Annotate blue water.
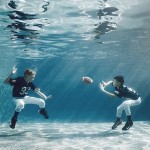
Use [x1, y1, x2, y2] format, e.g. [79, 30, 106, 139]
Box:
[0, 0, 150, 123]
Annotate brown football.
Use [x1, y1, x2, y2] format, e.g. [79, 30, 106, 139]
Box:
[82, 76, 93, 84]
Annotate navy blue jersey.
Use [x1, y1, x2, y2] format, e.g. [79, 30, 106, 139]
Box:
[114, 85, 140, 100]
[9, 77, 36, 97]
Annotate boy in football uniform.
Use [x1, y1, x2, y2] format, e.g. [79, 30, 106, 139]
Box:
[99, 76, 141, 130]
[4, 66, 52, 129]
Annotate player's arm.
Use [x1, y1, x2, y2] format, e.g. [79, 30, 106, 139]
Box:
[99, 80, 116, 97]
[4, 65, 17, 84]
[102, 80, 113, 87]
[34, 88, 52, 100]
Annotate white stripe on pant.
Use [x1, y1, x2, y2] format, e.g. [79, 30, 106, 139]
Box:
[13, 96, 45, 112]
[116, 97, 141, 117]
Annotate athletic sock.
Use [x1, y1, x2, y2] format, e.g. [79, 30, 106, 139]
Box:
[10, 111, 19, 129]
[127, 115, 132, 121]
[117, 117, 121, 121]
[13, 111, 19, 118]
[39, 108, 49, 119]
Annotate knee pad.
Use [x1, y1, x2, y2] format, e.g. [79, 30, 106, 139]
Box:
[136, 98, 141, 105]
[16, 102, 24, 112]
[117, 106, 122, 111]
[39, 99, 45, 108]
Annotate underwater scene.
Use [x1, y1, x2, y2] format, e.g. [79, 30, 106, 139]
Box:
[0, 0, 150, 149]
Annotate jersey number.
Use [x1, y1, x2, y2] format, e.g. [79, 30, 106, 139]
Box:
[20, 87, 31, 95]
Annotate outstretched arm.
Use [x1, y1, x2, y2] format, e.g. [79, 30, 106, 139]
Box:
[101, 80, 113, 87]
[35, 88, 52, 100]
[99, 80, 116, 97]
[4, 65, 17, 84]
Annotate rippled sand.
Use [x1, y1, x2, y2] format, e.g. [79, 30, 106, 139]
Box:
[0, 121, 149, 150]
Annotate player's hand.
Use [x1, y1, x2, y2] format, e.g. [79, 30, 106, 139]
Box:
[102, 81, 107, 87]
[11, 65, 17, 74]
[45, 95, 52, 100]
[99, 83, 105, 91]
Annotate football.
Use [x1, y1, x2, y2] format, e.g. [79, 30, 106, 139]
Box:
[82, 76, 93, 84]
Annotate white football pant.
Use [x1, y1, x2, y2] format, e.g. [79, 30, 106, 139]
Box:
[13, 96, 45, 112]
[116, 97, 141, 117]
